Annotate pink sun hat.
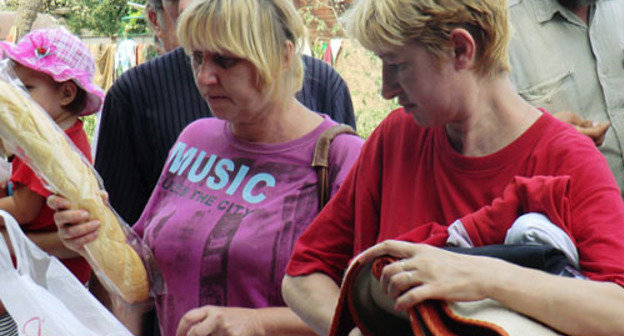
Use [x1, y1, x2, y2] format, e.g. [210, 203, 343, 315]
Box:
[0, 27, 104, 116]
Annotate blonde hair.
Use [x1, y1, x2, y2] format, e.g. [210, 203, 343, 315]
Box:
[177, 0, 305, 99]
[343, 0, 511, 77]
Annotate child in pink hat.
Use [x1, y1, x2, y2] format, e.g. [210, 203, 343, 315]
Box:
[0, 27, 102, 335]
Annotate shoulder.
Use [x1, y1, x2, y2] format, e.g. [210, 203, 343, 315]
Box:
[531, 113, 616, 187]
[178, 117, 224, 139]
[372, 108, 425, 143]
[329, 126, 364, 158]
[302, 55, 344, 84]
[112, 48, 188, 91]
[533, 113, 597, 155]
[508, 0, 526, 9]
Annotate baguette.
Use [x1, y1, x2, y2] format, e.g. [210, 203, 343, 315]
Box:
[0, 80, 149, 303]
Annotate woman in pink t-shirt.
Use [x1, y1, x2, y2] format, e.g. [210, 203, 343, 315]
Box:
[47, 1, 362, 336]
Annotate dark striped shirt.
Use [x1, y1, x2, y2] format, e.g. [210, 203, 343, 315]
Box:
[94, 47, 355, 225]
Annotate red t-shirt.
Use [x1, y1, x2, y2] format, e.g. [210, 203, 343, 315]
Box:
[286, 109, 624, 287]
[10, 120, 92, 283]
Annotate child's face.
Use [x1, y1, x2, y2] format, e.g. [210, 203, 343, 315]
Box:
[13, 63, 67, 122]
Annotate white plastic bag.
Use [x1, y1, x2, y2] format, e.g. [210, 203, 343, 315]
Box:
[0, 210, 133, 336]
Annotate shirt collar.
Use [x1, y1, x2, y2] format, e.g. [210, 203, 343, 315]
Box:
[530, 0, 594, 26]
[531, 0, 564, 23]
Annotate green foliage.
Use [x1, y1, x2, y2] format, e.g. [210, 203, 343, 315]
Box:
[2, 0, 149, 37]
[123, 7, 148, 36]
[80, 114, 97, 144]
[63, 0, 129, 36]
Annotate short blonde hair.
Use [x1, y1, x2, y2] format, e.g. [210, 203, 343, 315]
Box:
[343, 0, 511, 77]
[177, 0, 305, 99]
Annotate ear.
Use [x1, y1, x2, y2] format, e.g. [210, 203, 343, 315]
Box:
[282, 40, 295, 70]
[147, 8, 164, 38]
[59, 81, 78, 107]
[449, 28, 476, 71]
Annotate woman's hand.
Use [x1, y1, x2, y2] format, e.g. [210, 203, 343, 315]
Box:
[176, 306, 266, 336]
[46, 194, 100, 255]
[358, 240, 500, 311]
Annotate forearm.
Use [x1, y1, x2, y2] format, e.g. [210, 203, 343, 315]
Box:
[26, 231, 82, 259]
[111, 295, 154, 336]
[486, 259, 624, 336]
[282, 273, 340, 336]
[254, 307, 317, 336]
[0, 196, 19, 222]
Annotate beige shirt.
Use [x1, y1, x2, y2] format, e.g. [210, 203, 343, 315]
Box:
[508, 0, 624, 194]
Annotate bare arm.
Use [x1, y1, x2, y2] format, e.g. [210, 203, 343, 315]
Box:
[0, 187, 80, 259]
[25, 231, 82, 259]
[359, 241, 624, 336]
[282, 273, 341, 336]
[488, 260, 624, 336]
[176, 305, 316, 336]
[0, 185, 45, 224]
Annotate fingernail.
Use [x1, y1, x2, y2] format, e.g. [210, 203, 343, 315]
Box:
[593, 121, 598, 127]
[81, 211, 90, 220]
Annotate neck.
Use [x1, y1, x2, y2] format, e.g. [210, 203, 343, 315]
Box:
[444, 77, 542, 157]
[571, 5, 590, 24]
[230, 97, 323, 143]
[55, 113, 79, 131]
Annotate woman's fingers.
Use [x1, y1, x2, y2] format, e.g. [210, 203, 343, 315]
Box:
[386, 269, 422, 299]
[176, 307, 209, 336]
[52, 209, 90, 229]
[358, 240, 423, 264]
[57, 219, 100, 240]
[57, 219, 100, 251]
[394, 284, 433, 311]
[46, 194, 72, 211]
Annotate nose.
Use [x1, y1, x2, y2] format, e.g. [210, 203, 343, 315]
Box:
[195, 61, 219, 86]
[380, 62, 401, 100]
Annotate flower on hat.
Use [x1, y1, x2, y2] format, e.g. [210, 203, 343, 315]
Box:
[34, 45, 50, 59]
[22, 32, 56, 64]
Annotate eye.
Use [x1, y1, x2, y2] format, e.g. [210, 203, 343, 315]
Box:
[388, 62, 406, 71]
[191, 51, 203, 68]
[213, 54, 240, 69]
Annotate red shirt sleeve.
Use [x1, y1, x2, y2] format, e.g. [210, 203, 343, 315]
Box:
[286, 121, 385, 284]
[10, 120, 92, 198]
[10, 157, 51, 198]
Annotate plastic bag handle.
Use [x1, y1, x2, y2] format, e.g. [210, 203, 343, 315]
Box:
[0, 210, 50, 276]
[0, 212, 14, 273]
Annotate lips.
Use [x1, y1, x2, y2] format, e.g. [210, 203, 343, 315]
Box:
[400, 102, 417, 110]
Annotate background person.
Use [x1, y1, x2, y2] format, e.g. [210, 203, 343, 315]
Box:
[50, 1, 364, 335]
[281, 1, 624, 335]
[508, 0, 624, 195]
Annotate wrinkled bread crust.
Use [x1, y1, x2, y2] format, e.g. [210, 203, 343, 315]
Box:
[0, 81, 149, 303]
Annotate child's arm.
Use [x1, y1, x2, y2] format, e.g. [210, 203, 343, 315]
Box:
[0, 184, 45, 223]
[25, 231, 82, 259]
[0, 186, 81, 259]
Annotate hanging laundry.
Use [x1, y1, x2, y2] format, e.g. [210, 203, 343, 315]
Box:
[329, 38, 343, 65]
[88, 42, 116, 91]
[322, 42, 332, 65]
[115, 38, 137, 77]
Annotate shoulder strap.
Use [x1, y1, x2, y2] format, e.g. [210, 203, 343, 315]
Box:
[312, 124, 357, 211]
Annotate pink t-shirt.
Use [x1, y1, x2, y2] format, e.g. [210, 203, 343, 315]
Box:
[133, 116, 363, 336]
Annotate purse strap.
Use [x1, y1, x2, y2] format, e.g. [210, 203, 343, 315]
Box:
[312, 124, 357, 211]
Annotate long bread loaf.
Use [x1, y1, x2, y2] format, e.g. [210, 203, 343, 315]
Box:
[0, 80, 149, 303]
